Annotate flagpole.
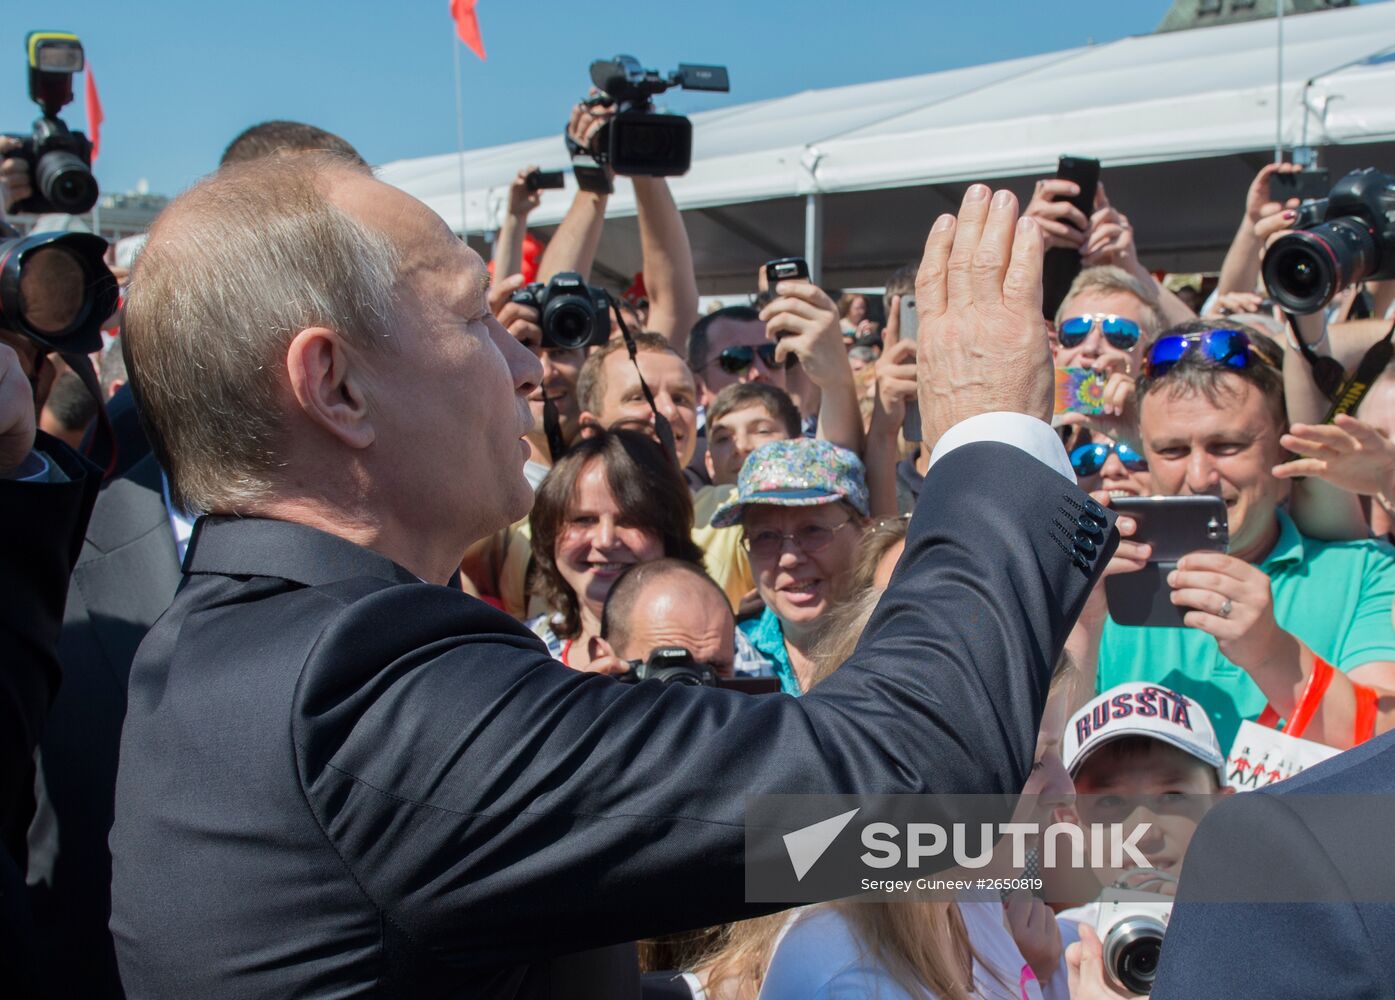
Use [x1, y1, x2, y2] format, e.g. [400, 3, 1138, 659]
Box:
[451, 35, 469, 237]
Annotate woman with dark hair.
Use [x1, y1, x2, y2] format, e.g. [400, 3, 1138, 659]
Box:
[528, 428, 703, 671]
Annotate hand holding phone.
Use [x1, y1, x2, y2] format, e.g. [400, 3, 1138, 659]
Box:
[898, 293, 922, 442]
[1105, 496, 1228, 628]
[525, 169, 566, 192]
[1269, 169, 1328, 204]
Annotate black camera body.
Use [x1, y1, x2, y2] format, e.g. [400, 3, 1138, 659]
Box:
[618, 647, 717, 687]
[510, 271, 610, 352]
[6, 116, 97, 215]
[1262, 168, 1395, 314]
[566, 55, 729, 191]
[8, 31, 99, 215]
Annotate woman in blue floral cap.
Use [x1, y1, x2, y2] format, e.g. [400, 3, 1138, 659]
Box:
[710, 439, 870, 695]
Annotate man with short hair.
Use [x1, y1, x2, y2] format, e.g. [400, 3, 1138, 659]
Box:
[108, 164, 1114, 996]
[220, 119, 368, 168]
[1053, 265, 1163, 373]
[1095, 319, 1395, 753]
[578, 331, 701, 468]
[597, 559, 738, 678]
[704, 383, 802, 487]
[688, 306, 778, 401]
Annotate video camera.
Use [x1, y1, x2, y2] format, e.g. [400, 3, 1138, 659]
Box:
[1262, 168, 1395, 314]
[566, 54, 729, 193]
[5, 31, 98, 215]
[509, 271, 610, 352]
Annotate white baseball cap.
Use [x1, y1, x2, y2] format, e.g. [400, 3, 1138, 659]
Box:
[1063, 682, 1226, 786]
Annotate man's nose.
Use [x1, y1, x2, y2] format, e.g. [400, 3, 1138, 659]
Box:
[656, 393, 678, 421]
[1185, 451, 1218, 494]
[1101, 451, 1127, 481]
[497, 319, 543, 396]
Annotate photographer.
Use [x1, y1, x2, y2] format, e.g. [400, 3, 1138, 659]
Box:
[591, 559, 740, 680]
[540, 101, 698, 352]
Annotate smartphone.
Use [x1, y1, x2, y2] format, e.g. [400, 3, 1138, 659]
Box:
[1269, 169, 1329, 204]
[1041, 155, 1102, 319]
[525, 168, 566, 192]
[898, 293, 922, 443]
[1054, 367, 1108, 416]
[1105, 496, 1229, 628]
[764, 256, 810, 285]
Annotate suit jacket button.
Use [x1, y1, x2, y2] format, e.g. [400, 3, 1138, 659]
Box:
[1073, 531, 1098, 557]
[1073, 551, 1092, 572]
[1076, 516, 1103, 540]
[1082, 498, 1107, 522]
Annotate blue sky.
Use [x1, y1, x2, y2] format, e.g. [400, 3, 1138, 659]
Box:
[1, 1, 1281, 197]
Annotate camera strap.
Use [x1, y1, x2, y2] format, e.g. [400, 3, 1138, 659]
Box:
[1285, 311, 1395, 421]
[541, 393, 568, 465]
[605, 292, 678, 467]
[61, 348, 118, 478]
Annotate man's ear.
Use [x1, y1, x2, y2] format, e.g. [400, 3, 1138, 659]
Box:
[591, 635, 616, 661]
[576, 413, 602, 440]
[704, 447, 717, 481]
[285, 327, 375, 449]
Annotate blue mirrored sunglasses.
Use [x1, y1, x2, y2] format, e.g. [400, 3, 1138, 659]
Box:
[1058, 314, 1142, 351]
[1144, 329, 1251, 380]
[1070, 441, 1148, 478]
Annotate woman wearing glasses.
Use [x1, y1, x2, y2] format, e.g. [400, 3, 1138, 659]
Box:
[710, 439, 870, 696]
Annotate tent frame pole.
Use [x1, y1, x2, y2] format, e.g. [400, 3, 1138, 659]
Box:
[804, 193, 824, 286]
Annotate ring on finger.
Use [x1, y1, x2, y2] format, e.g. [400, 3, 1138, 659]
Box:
[1219, 598, 1233, 619]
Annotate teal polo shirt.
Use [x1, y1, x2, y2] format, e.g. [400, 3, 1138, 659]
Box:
[1097, 509, 1395, 754]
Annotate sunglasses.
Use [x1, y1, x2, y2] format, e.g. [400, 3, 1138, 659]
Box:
[711, 344, 791, 376]
[1070, 441, 1148, 478]
[1058, 314, 1143, 351]
[1143, 329, 1252, 380]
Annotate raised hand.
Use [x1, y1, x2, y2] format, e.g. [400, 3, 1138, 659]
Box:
[915, 185, 1051, 449]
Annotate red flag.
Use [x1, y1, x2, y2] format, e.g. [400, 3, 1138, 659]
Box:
[449, 0, 486, 61]
[84, 65, 105, 162]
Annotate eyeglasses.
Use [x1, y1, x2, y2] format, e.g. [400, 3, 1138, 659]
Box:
[1058, 314, 1143, 351]
[740, 516, 854, 559]
[1143, 329, 1252, 380]
[1070, 441, 1148, 478]
[709, 344, 792, 376]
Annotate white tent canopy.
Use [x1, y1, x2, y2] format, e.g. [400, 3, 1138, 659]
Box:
[379, 2, 1395, 292]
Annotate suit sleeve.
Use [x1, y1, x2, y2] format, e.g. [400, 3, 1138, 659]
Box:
[1153, 791, 1386, 1000]
[0, 434, 99, 851]
[295, 441, 1115, 966]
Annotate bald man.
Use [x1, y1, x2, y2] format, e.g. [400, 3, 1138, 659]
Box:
[598, 559, 737, 679]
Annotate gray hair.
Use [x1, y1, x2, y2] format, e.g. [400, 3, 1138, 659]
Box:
[1056, 265, 1163, 338]
[122, 153, 399, 513]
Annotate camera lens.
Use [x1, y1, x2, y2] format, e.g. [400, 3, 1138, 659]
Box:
[18, 243, 86, 335]
[35, 150, 99, 215]
[1104, 917, 1166, 995]
[1263, 218, 1377, 315]
[543, 298, 596, 352]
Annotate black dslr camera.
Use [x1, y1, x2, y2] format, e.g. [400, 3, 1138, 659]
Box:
[509, 271, 610, 352]
[5, 31, 98, 215]
[1262, 168, 1395, 314]
[566, 55, 729, 193]
[618, 647, 718, 687]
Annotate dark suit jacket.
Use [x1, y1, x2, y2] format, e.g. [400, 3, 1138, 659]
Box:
[1155, 730, 1395, 1000]
[0, 434, 100, 997]
[110, 442, 1115, 997]
[27, 454, 180, 999]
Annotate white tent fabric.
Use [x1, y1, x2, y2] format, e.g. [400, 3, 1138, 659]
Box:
[378, 2, 1395, 290]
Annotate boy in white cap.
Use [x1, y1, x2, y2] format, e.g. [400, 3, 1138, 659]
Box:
[1054, 682, 1233, 953]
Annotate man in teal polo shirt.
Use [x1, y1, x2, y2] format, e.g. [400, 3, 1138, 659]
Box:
[1096, 321, 1395, 753]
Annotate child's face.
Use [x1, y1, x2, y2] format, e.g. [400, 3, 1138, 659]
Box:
[1070, 741, 1227, 879]
[705, 404, 791, 485]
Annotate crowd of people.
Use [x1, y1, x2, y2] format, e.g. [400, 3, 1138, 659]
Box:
[4, 86, 1395, 1000]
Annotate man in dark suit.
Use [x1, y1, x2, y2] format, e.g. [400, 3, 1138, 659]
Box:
[26, 452, 179, 998]
[1145, 730, 1395, 999]
[0, 340, 101, 996]
[110, 155, 1116, 997]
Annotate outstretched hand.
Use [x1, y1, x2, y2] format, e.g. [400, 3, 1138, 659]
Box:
[915, 185, 1051, 449]
[1276, 415, 1395, 498]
